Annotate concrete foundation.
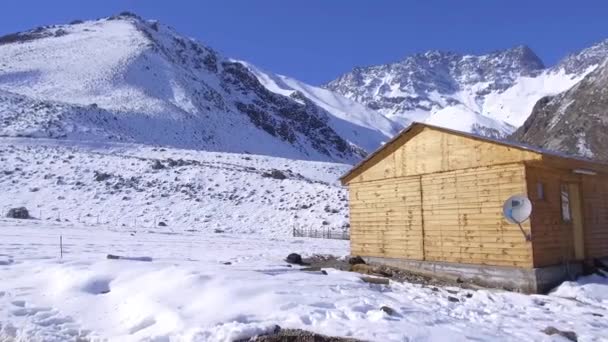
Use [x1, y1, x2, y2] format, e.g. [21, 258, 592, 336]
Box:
[362, 256, 583, 293]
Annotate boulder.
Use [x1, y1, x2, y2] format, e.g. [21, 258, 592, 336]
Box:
[542, 327, 577, 342]
[158, 221, 167, 227]
[6, 207, 30, 219]
[380, 306, 396, 316]
[286, 253, 303, 265]
[151, 160, 165, 170]
[348, 256, 366, 265]
[262, 169, 287, 180]
[246, 327, 363, 342]
[93, 171, 112, 182]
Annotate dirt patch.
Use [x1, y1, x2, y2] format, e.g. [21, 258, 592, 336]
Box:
[303, 255, 484, 291]
[245, 328, 364, 342]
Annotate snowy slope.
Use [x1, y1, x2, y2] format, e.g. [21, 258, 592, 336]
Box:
[0, 138, 351, 236]
[1, 222, 607, 341]
[512, 59, 608, 161]
[0, 13, 367, 163]
[326, 42, 608, 136]
[241, 62, 401, 152]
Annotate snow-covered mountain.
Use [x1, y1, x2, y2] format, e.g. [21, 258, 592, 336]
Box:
[325, 43, 608, 137]
[0, 13, 399, 163]
[512, 59, 608, 161]
[240, 61, 401, 152]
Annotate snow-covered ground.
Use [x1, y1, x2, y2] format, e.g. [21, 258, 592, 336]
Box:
[1, 220, 607, 341]
[0, 138, 351, 236]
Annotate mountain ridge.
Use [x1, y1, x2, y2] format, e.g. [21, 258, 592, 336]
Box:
[511, 59, 608, 162]
[324, 40, 608, 137]
[0, 13, 394, 163]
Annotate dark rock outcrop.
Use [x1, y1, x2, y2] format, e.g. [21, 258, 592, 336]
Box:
[512, 60, 608, 162]
[285, 253, 303, 265]
[6, 207, 30, 219]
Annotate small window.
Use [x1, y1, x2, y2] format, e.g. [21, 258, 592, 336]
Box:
[536, 182, 545, 200]
[561, 184, 572, 222]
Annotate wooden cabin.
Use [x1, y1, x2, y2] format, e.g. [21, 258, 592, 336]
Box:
[340, 123, 608, 293]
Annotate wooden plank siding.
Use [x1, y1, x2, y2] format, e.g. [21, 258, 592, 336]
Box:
[345, 126, 542, 184]
[344, 124, 608, 270]
[580, 175, 608, 259]
[348, 163, 533, 268]
[349, 177, 424, 260]
[524, 166, 579, 267]
[421, 164, 532, 267]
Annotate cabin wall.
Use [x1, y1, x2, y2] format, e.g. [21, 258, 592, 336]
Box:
[525, 166, 580, 267]
[349, 177, 424, 260]
[581, 174, 608, 259]
[346, 127, 541, 183]
[421, 163, 532, 267]
[348, 163, 533, 268]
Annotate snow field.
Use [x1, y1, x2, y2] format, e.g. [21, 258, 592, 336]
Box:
[0, 138, 351, 237]
[1, 222, 607, 341]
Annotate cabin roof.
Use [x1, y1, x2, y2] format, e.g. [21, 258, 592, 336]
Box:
[340, 122, 608, 184]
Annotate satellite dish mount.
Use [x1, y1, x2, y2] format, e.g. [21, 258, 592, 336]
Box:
[503, 195, 533, 242]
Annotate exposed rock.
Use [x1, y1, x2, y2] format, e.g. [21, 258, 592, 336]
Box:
[151, 160, 165, 170]
[6, 207, 30, 219]
[447, 296, 460, 303]
[158, 221, 167, 227]
[542, 326, 578, 342]
[348, 256, 366, 265]
[262, 169, 287, 180]
[285, 253, 303, 265]
[380, 306, 396, 316]
[244, 327, 364, 342]
[93, 171, 112, 182]
[512, 60, 608, 162]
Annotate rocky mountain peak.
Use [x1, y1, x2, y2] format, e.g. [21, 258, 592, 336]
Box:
[553, 39, 608, 74]
[324, 45, 548, 133]
[0, 13, 370, 163]
[512, 59, 608, 161]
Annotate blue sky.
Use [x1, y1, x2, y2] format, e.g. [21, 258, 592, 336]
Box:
[2, 0, 607, 84]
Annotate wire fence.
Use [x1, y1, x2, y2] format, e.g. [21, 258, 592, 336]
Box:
[292, 226, 350, 240]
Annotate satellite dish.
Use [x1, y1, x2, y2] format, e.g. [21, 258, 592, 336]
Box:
[503, 195, 532, 241]
[503, 195, 532, 224]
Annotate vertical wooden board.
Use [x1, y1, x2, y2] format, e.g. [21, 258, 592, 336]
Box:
[581, 175, 608, 259]
[525, 166, 582, 267]
[569, 183, 585, 260]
